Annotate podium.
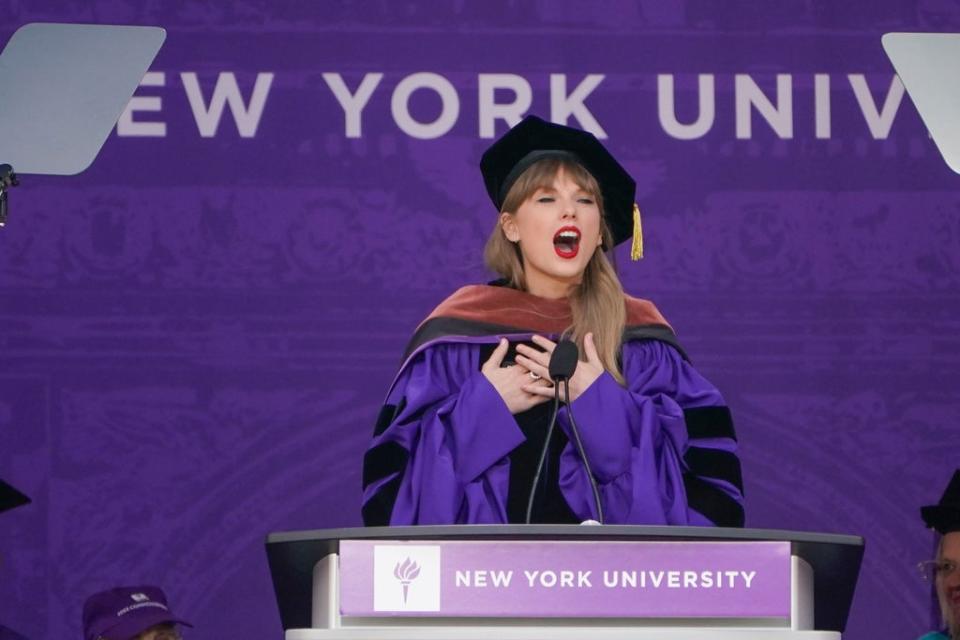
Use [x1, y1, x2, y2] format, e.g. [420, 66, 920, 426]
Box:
[266, 525, 863, 639]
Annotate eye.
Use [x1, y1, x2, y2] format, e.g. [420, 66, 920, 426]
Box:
[537, 196, 555, 203]
[578, 197, 595, 205]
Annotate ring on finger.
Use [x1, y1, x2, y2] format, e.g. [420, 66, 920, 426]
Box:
[529, 371, 542, 381]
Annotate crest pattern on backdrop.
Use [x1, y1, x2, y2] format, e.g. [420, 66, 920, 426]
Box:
[1, 2, 959, 639]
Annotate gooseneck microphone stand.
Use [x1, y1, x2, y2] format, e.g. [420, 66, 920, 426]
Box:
[525, 377, 563, 524]
[562, 377, 604, 524]
[525, 340, 605, 524]
[0, 164, 18, 227]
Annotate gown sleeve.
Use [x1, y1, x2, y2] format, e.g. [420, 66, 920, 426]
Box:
[361, 341, 525, 525]
[556, 339, 745, 526]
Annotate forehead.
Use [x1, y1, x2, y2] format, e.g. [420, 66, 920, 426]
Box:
[942, 531, 960, 557]
[532, 167, 593, 192]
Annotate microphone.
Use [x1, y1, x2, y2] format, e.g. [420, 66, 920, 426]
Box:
[548, 340, 579, 381]
[525, 340, 604, 525]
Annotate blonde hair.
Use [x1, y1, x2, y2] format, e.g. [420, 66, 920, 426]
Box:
[483, 157, 627, 384]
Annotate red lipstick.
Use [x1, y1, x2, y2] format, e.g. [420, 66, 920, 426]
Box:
[553, 225, 581, 259]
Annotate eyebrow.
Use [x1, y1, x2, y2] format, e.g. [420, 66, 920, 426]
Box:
[534, 185, 593, 195]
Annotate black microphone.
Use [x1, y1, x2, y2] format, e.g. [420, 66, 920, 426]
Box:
[525, 340, 604, 524]
[548, 340, 579, 381]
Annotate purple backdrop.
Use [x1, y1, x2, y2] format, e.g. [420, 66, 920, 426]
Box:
[1, 1, 958, 638]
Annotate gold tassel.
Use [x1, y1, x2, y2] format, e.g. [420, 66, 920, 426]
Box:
[630, 203, 644, 261]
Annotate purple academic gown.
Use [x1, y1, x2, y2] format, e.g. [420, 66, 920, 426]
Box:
[361, 333, 744, 527]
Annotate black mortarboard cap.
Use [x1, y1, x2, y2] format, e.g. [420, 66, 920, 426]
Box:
[479, 115, 641, 256]
[0, 478, 31, 515]
[921, 469, 960, 534]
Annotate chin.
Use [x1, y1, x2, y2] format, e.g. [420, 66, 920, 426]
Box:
[551, 257, 591, 276]
[547, 268, 586, 284]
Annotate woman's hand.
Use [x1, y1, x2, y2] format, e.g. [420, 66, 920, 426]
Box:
[482, 338, 553, 414]
[515, 333, 605, 404]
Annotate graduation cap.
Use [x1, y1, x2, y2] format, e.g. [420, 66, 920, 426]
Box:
[0, 478, 31, 515]
[921, 469, 960, 535]
[479, 115, 644, 260]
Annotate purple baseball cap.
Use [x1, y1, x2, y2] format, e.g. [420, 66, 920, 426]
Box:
[82, 586, 192, 640]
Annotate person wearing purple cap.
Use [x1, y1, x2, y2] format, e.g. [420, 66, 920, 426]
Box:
[82, 586, 191, 640]
[361, 116, 744, 527]
[918, 470, 960, 640]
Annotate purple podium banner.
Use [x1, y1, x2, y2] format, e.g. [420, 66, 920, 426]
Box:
[339, 539, 791, 619]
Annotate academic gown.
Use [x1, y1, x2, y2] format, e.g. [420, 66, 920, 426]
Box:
[361, 284, 744, 527]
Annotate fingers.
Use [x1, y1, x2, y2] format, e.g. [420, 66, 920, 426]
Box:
[483, 338, 509, 371]
[514, 353, 550, 381]
[522, 381, 558, 398]
[583, 332, 601, 364]
[516, 340, 550, 375]
[525, 392, 552, 407]
[516, 342, 549, 363]
[530, 335, 557, 352]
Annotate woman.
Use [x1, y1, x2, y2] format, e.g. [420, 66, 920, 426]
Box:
[82, 585, 190, 640]
[361, 115, 743, 526]
[918, 470, 960, 640]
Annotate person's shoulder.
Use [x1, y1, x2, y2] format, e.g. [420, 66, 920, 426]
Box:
[623, 293, 671, 328]
[621, 294, 689, 360]
[416, 283, 519, 335]
[400, 284, 512, 363]
[429, 284, 499, 317]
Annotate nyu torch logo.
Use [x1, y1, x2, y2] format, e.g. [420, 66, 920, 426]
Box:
[373, 544, 440, 611]
[393, 557, 421, 603]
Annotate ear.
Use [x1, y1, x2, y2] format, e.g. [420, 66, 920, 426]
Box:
[499, 212, 520, 243]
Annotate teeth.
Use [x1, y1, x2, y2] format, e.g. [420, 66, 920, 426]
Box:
[557, 231, 579, 240]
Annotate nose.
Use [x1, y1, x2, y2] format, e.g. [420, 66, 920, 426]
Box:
[942, 565, 960, 589]
[560, 196, 577, 219]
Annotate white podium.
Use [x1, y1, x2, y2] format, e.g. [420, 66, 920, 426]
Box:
[266, 525, 863, 639]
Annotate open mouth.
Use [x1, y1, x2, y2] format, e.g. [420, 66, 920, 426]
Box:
[553, 226, 581, 259]
[946, 586, 960, 616]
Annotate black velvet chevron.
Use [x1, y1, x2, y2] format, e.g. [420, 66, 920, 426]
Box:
[361, 439, 409, 526]
[683, 406, 737, 441]
[680, 404, 744, 527]
[684, 447, 744, 493]
[683, 473, 745, 527]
